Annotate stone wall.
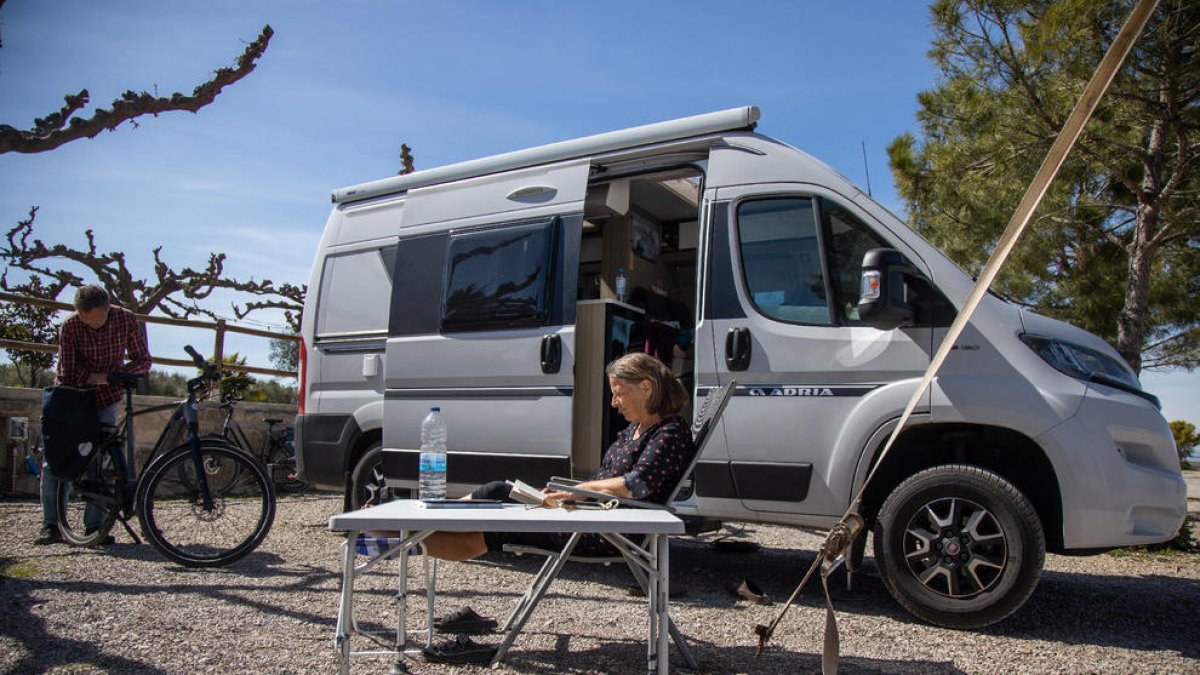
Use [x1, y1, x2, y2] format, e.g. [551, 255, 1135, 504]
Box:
[0, 386, 297, 496]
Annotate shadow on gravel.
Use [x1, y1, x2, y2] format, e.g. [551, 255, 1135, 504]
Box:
[1, 555, 172, 675]
[1, 544, 343, 630]
[461, 538, 1200, 663]
[499, 631, 967, 674]
[677, 539, 1200, 661]
[989, 567, 1200, 657]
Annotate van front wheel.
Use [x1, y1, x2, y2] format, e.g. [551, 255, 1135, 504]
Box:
[873, 464, 1044, 629]
[347, 443, 393, 511]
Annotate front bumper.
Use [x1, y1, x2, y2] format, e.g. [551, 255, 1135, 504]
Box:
[1038, 385, 1186, 550]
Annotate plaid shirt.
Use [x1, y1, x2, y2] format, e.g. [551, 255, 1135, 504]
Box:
[56, 306, 152, 408]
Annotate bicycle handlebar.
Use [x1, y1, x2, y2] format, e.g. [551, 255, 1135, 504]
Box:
[183, 345, 223, 382]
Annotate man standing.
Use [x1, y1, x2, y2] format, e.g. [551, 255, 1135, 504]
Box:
[35, 285, 152, 545]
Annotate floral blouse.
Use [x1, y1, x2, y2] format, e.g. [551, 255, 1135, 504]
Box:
[553, 414, 694, 556]
[593, 414, 694, 504]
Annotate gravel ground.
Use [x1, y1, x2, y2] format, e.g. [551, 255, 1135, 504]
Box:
[2, 490, 1198, 675]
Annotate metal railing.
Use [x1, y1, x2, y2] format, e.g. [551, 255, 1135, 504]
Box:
[0, 291, 298, 378]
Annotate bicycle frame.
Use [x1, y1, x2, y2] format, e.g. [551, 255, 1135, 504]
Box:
[88, 368, 219, 522]
[214, 400, 257, 456]
[112, 385, 215, 484]
[183, 376, 216, 510]
[211, 394, 304, 492]
[59, 345, 276, 567]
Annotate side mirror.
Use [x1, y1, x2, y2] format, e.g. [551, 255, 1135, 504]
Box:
[858, 248, 915, 330]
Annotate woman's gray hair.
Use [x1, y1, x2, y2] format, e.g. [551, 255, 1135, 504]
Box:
[605, 352, 689, 416]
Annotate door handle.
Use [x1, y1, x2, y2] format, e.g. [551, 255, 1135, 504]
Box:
[540, 334, 562, 374]
[725, 327, 751, 371]
[506, 185, 558, 202]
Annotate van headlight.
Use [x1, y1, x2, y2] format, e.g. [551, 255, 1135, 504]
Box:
[1019, 333, 1158, 407]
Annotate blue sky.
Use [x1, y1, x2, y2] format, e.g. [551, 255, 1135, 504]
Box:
[0, 1, 1194, 425]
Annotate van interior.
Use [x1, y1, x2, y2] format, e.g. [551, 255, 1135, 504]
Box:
[570, 165, 704, 474]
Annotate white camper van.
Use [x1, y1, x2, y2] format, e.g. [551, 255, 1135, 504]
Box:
[295, 106, 1186, 628]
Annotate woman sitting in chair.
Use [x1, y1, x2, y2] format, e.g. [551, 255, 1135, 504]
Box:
[423, 351, 694, 561]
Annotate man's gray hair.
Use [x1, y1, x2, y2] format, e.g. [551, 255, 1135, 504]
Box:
[73, 285, 110, 313]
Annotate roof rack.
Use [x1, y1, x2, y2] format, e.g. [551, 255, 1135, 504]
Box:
[332, 105, 759, 205]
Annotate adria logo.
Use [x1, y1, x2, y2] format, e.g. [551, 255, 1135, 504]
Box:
[748, 387, 835, 397]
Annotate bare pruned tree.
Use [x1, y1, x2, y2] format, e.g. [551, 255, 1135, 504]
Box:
[399, 144, 415, 175]
[230, 280, 306, 332]
[3, 207, 305, 329]
[0, 10, 299, 328]
[0, 15, 273, 155]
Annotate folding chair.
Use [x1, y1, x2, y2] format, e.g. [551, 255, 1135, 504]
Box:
[334, 533, 440, 668]
[503, 379, 738, 670]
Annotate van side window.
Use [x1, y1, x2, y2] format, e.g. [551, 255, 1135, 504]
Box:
[441, 218, 557, 332]
[315, 245, 397, 337]
[819, 198, 890, 323]
[736, 198, 832, 325]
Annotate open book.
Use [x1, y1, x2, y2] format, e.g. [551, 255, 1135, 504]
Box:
[510, 477, 672, 511]
[545, 478, 674, 511]
[508, 479, 549, 506]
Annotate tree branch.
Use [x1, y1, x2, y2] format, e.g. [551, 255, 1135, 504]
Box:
[2, 207, 306, 325]
[0, 25, 273, 154]
[398, 143, 414, 175]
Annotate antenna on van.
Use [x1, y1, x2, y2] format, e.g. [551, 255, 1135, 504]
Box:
[860, 140, 872, 197]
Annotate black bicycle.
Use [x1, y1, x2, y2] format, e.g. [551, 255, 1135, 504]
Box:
[208, 392, 307, 494]
[56, 346, 276, 567]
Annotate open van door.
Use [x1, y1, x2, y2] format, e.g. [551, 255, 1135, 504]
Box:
[381, 160, 589, 491]
[694, 138, 935, 520]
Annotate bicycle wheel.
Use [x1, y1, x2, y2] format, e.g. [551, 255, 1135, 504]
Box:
[57, 446, 120, 546]
[267, 440, 307, 494]
[136, 442, 275, 567]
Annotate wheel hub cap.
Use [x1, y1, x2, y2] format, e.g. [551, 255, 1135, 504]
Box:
[902, 497, 1007, 598]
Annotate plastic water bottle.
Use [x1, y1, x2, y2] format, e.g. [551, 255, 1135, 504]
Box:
[615, 267, 628, 303]
[418, 407, 447, 500]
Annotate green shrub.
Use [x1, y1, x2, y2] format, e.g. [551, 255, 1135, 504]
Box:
[1138, 517, 1199, 553]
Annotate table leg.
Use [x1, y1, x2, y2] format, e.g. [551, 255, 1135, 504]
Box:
[335, 529, 358, 675]
[657, 534, 670, 675]
[492, 532, 583, 667]
[623, 550, 697, 670]
[424, 550, 438, 648]
[646, 533, 658, 674]
[397, 530, 409, 651]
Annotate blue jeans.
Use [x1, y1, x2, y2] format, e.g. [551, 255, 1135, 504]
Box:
[41, 402, 120, 529]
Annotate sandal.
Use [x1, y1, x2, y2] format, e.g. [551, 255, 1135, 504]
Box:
[727, 579, 771, 605]
[422, 634, 497, 665]
[433, 606, 498, 634]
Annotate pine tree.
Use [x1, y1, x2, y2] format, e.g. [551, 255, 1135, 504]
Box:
[889, 0, 1199, 373]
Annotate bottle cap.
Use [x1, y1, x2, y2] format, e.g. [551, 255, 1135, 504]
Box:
[430, 406, 441, 412]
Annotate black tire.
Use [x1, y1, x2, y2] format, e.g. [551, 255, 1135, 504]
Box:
[347, 443, 392, 511]
[136, 442, 276, 567]
[57, 447, 120, 546]
[267, 439, 307, 494]
[873, 464, 1045, 629]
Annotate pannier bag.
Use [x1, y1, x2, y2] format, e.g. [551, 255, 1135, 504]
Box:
[42, 386, 102, 479]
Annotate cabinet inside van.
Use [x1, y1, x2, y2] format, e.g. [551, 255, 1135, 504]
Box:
[572, 168, 701, 474]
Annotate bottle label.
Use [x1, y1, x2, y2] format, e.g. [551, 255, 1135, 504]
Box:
[419, 452, 446, 472]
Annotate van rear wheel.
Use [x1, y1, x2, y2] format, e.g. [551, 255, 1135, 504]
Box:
[873, 464, 1044, 629]
[347, 443, 393, 511]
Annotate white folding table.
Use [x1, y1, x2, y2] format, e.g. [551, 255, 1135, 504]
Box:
[328, 500, 686, 674]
